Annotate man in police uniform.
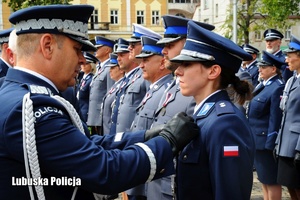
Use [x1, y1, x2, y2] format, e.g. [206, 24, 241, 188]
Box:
[130, 36, 173, 131]
[0, 5, 199, 199]
[126, 36, 174, 200]
[87, 36, 115, 134]
[264, 28, 293, 83]
[110, 24, 161, 135]
[0, 28, 17, 87]
[0, 28, 14, 78]
[239, 44, 260, 87]
[147, 15, 215, 200]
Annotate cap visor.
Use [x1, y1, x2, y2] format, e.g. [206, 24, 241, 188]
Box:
[107, 63, 118, 67]
[171, 54, 207, 63]
[265, 37, 280, 41]
[126, 38, 141, 43]
[69, 35, 96, 51]
[95, 44, 104, 48]
[283, 48, 298, 54]
[135, 52, 154, 58]
[156, 37, 181, 45]
[114, 49, 130, 53]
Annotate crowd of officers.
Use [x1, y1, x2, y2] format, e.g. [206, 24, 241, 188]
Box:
[1, 4, 300, 200]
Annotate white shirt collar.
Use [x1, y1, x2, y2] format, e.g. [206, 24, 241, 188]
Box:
[193, 90, 222, 114]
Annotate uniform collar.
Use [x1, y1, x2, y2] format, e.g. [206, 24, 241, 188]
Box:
[14, 66, 59, 93]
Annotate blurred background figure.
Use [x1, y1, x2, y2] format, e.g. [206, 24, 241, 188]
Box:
[77, 52, 98, 122]
[264, 28, 293, 83]
[239, 44, 260, 87]
[0, 28, 14, 78]
[99, 53, 124, 136]
[87, 36, 115, 135]
[247, 51, 285, 200]
[276, 35, 300, 200]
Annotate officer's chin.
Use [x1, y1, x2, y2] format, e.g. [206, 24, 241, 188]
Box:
[166, 62, 180, 72]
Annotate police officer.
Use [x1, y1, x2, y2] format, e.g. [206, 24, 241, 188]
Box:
[239, 44, 260, 87]
[99, 53, 124, 135]
[170, 20, 255, 199]
[0, 28, 17, 87]
[147, 15, 215, 200]
[110, 24, 159, 135]
[276, 35, 300, 199]
[130, 36, 173, 131]
[264, 28, 294, 83]
[0, 28, 14, 78]
[0, 5, 199, 199]
[77, 52, 98, 122]
[125, 36, 174, 200]
[87, 36, 115, 135]
[247, 51, 285, 200]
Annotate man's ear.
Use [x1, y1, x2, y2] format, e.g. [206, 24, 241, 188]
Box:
[207, 64, 221, 80]
[40, 34, 53, 59]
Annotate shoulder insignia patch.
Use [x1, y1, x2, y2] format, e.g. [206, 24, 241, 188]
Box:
[197, 102, 215, 117]
[215, 101, 234, 115]
[29, 85, 52, 96]
[265, 80, 272, 86]
[276, 79, 284, 85]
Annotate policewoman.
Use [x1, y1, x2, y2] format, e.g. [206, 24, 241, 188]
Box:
[276, 35, 300, 199]
[147, 15, 214, 200]
[77, 52, 98, 122]
[247, 51, 285, 200]
[0, 5, 199, 199]
[99, 53, 124, 135]
[171, 21, 255, 199]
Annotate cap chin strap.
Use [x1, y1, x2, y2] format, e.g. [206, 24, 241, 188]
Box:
[22, 93, 85, 200]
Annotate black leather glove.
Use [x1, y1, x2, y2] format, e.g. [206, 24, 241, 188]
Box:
[159, 112, 199, 156]
[144, 124, 165, 141]
[294, 151, 300, 171]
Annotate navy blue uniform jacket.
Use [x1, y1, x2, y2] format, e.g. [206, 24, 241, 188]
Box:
[0, 68, 174, 200]
[176, 90, 255, 200]
[248, 75, 284, 150]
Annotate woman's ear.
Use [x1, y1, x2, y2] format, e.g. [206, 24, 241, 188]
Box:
[207, 64, 221, 80]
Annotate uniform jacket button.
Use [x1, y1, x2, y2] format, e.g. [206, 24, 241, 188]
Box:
[183, 155, 188, 160]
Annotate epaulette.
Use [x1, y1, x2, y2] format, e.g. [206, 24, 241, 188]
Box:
[215, 101, 234, 116]
[28, 84, 53, 96]
[276, 79, 284, 85]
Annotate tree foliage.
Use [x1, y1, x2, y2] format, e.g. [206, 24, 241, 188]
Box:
[2, 0, 71, 11]
[259, 0, 300, 29]
[221, 0, 300, 45]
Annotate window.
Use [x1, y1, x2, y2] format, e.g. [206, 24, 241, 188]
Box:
[137, 10, 144, 24]
[204, 0, 209, 9]
[110, 10, 118, 24]
[152, 11, 160, 25]
[285, 27, 291, 40]
[90, 9, 99, 29]
[215, 4, 218, 18]
[255, 31, 262, 40]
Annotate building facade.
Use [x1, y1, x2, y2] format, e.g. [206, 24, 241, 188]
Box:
[194, 0, 300, 51]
